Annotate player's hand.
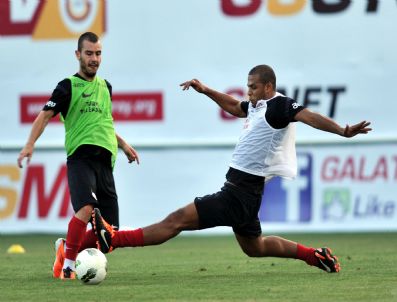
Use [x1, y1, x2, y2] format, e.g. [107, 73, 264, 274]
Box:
[180, 79, 207, 93]
[17, 143, 34, 168]
[122, 144, 140, 165]
[343, 121, 372, 137]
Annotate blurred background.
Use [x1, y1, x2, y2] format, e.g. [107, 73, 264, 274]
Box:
[1, 0, 396, 234]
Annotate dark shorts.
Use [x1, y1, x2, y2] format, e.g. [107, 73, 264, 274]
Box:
[194, 182, 262, 238]
[67, 156, 119, 228]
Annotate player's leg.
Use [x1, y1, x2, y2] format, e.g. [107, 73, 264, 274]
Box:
[54, 158, 98, 279]
[139, 186, 240, 245]
[53, 207, 94, 279]
[95, 160, 119, 229]
[142, 202, 200, 245]
[93, 201, 200, 252]
[54, 209, 96, 277]
[234, 229, 340, 272]
[234, 231, 298, 258]
[61, 204, 93, 279]
[92, 184, 237, 252]
[123, 185, 244, 248]
[91, 165, 119, 253]
[93, 185, 247, 252]
[69, 204, 95, 253]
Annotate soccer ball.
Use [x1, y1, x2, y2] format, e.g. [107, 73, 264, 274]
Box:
[75, 248, 107, 285]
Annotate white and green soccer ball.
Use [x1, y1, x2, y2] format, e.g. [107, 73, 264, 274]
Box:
[75, 248, 107, 285]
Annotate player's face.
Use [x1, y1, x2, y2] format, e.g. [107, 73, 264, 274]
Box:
[247, 74, 272, 105]
[76, 40, 102, 79]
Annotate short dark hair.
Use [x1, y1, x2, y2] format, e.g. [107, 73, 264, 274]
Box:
[77, 32, 99, 51]
[248, 65, 276, 89]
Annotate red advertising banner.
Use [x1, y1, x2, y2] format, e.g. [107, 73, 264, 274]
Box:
[20, 92, 163, 123]
[20, 95, 60, 123]
[112, 93, 163, 122]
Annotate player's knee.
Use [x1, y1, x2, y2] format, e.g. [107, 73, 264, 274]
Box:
[75, 204, 94, 223]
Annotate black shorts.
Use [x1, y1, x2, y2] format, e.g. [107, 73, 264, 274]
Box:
[67, 153, 119, 228]
[194, 182, 262, 238]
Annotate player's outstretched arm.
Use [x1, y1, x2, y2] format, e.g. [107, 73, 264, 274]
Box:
[116, 133, 140, 164]
[180, 79, 246, 117]
[295, 108, 372, 138]
[17, 110, 54, 168]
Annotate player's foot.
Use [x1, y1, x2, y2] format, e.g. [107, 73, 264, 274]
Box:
[92, 208, 115, 254]
[60, 267, 76, 280]
[314, 247, 341, 273]
[53, 238, 65, 278]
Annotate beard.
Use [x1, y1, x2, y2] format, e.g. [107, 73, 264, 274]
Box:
[80, 61, 99, 78]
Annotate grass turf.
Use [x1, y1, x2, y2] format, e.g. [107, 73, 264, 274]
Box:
[0, 233, 396, 302]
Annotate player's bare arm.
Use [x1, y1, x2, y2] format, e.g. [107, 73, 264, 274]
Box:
[295, 108, 372, 137]
[17, 110, 54, 168]
[180, 79, 246, 117]
[116, 133, 140, 164]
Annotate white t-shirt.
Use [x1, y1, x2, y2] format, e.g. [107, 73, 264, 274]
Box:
[229, 92, 304, 180]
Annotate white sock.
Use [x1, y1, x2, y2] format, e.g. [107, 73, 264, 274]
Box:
[63, 259, 75, 271]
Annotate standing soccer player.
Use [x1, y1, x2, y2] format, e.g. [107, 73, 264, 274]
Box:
[17, 32, 139, 279]
[92, 64, 371, 273]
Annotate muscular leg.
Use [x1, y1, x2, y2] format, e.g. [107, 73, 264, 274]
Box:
[235, 233, 328, 270]
[75, 204, 97, 251]
[75, 204, 94, 223]
[64, 204, 94, 269]
[142, 202, 200, 245]
[235, 233, 297, 258]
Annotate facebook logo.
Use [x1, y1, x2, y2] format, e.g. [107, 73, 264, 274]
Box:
[259, 153, 312, 222]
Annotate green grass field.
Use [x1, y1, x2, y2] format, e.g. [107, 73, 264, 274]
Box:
[0, 233, 396, 302]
